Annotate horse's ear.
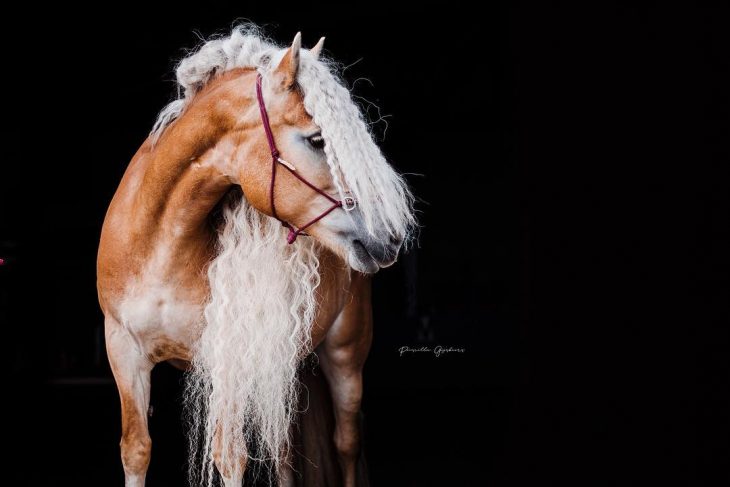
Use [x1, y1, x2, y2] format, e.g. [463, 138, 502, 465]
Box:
[310, 36, 325, 59]
[273, 32, 301, 90]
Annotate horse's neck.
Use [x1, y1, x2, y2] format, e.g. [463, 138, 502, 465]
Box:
[110, 120, 237, 271]
[126, 74, 255, 247]
[139, 142, 233, 238]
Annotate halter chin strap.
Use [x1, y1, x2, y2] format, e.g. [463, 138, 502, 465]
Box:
[255, 74, 355, 244]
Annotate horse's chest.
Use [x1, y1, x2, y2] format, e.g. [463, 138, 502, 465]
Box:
[117, 283, 203, 361]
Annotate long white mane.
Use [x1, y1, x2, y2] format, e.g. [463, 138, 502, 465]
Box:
[159, 24, 415, 485]
[185, 191, 320, 485]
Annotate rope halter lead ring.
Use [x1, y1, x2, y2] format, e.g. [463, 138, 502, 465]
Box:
[255, 73, 356, 244]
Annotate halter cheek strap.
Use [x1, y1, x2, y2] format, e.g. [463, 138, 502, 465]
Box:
[255, 74, 354, 244]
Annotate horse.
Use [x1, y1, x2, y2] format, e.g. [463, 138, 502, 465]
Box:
[96, 25, 414, 487]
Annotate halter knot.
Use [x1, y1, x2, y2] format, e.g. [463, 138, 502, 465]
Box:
[286, 229, 299, 244]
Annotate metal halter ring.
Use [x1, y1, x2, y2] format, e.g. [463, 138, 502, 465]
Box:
[343, 196, 358, 212]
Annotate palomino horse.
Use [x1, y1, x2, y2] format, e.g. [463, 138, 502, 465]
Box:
[97, 26, 414, 487]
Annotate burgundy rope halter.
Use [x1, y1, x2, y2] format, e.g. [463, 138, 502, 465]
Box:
[255, 74, 356, 244]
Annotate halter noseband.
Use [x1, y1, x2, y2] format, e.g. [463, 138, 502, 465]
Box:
[255, 73, 355, 244]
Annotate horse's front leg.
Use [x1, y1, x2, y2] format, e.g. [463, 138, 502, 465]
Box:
[319, 274, 373, 487]
[105, 318, 154, 487]
[212, 423, 247, 487]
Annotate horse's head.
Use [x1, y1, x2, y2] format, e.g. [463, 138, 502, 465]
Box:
[231, 33, 413, 273]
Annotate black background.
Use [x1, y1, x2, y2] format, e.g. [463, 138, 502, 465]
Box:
[1, 2, 727, 486]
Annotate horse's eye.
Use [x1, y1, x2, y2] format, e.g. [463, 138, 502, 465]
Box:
[307, 133, 325, 150]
